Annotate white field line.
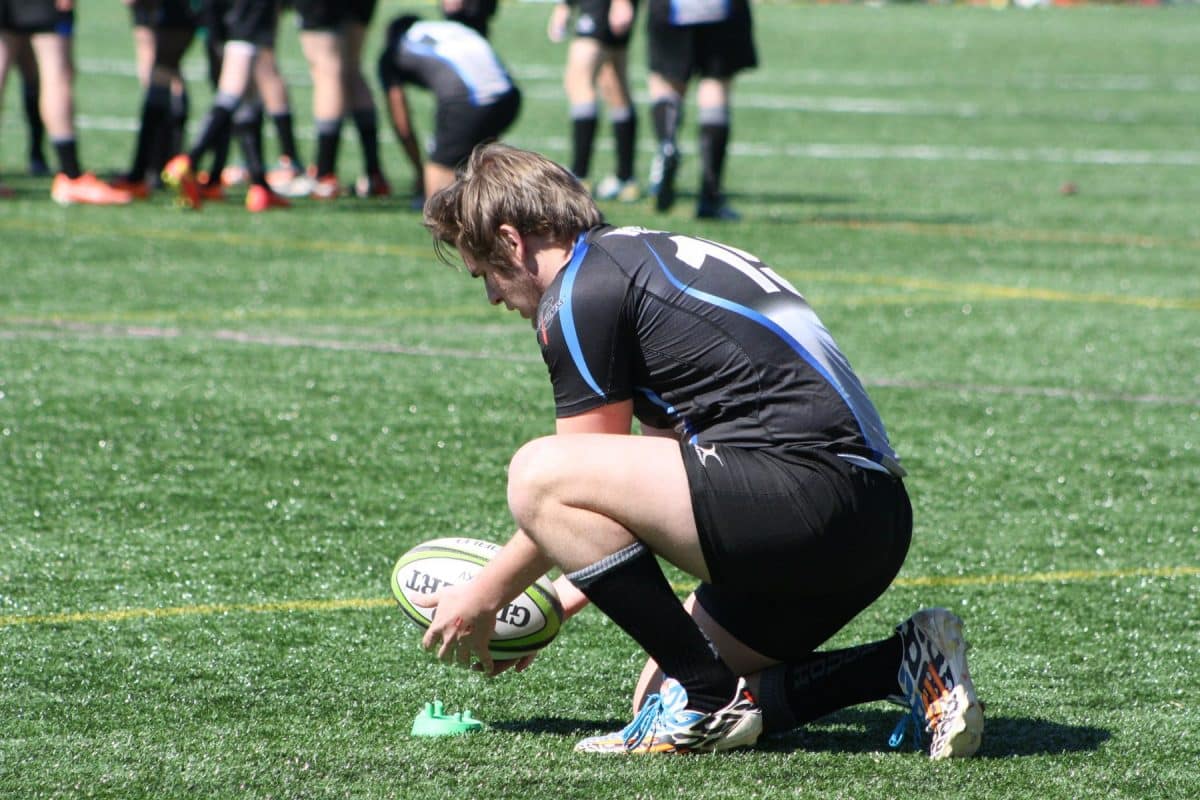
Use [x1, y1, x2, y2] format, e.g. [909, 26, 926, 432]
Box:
[9, 56, 1195, 166]
[1, 321, 1196, 408]
[11, 115, 1197, 168]
[72, 55, 1200, 94]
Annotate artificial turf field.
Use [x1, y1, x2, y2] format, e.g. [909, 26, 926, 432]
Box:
[1, 2, 1198, 798]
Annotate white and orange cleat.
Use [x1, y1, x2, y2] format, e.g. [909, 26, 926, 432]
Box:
[894, 608, 984, 759]
[51, 173, 134, 206]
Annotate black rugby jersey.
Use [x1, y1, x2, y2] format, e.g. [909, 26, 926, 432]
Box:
[387, 20, 515, 106]
[535, 225, 904, 476]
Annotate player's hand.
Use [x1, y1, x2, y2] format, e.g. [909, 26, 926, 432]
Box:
[608, 0, 634, 37]
[547, 4, 571, 42]
[413, 582, 498, 673]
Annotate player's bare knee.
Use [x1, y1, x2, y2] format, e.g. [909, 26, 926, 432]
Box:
[506, 436, 566, 530]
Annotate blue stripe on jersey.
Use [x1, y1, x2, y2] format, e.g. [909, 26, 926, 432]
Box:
[635, 386, 697, 438]
[643, 240, 896, 468]
[557, 235, 603, 397]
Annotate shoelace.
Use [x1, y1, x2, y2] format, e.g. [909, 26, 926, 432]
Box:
[621, 693, 665, 749]
[887, 702, 926, 752]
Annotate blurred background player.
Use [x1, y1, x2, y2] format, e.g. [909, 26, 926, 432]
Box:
[547, 0, 641, 202]
[15, 38, 49, 176]
[114, 0, 198, 198]
[291, 0, 348, 198]
[162, 0, 290, 212]
[644, 0, 757, 219]
[342, 0, 389, 198]
[290, 0, 389, 199]
[256, 29, 308, 194]
[440, 0, 497, 39]
[0, 0, 132, 204]
[376, 14, 520, 206]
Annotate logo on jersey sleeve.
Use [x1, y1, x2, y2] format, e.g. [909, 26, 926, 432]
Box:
[537, 297, 563, 346]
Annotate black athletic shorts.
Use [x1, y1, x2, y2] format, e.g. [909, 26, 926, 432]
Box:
[430, 87, 521, 168]
[647, 9, 756, 82]
[292, 0, 341, 30]
[204, 0, 276, 46]
[682, 442, 912, 663]
[130, 0, 197, 30]
[572, 0, 640, 48]
[0, 0, 58, 33]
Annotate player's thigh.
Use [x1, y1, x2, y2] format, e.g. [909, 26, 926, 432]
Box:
[508, 433, 705, 579]
[564, 36, 603, 91]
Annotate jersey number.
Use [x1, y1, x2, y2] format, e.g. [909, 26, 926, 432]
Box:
[670, 236, 803, 299]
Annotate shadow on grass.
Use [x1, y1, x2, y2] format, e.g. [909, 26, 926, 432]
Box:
[489, 717, 628, 737]
[494, 709, 1110, 758]
[757, 708, 1111, 758]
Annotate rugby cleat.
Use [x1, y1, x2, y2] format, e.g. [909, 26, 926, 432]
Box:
[575, 677, 762, 754]
[894, 608, 984, 759]
[594, 175, 641, 203]
[696, 195, 741, 221]
[245, 184, 291, 213]
[648, 142, 679, 213]
[162, 154, 202, 209]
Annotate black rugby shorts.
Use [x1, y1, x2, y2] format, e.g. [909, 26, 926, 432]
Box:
[682, 442, 911, 662]
[647, 12, 757, 83]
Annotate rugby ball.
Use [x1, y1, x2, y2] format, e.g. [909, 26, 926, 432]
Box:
[391, 537, 564, 660]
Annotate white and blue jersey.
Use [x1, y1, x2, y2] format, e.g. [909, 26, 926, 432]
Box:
[386, 20, 515, 106]
[535, 225, 904, 477]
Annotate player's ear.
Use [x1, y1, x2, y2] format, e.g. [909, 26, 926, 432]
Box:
[496, 224, 526, 270]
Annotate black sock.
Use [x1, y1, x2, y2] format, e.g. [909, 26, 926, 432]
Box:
[352, 108, 382, 175]
[698, 121, 730, 203]
[569, 105, 598, 179]
[756, 635, 902, 734]
[271, 111, 301, 167]
[234, 101, 267, 187]
[612, 109, 637, 182]
[189, 103, 235, 165]
[23, 83, 45, 165]
[165, 87, 189, 172]
[314, 118, 342, 178]
[130, 84, 171, 180]
[651, 96, 682, 150]
[53, 138, 82, 179]
[567, 543, 737, 713]
[206, 124, 232, 186]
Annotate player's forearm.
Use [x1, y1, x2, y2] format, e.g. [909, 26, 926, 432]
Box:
[471, 529, 557, 612]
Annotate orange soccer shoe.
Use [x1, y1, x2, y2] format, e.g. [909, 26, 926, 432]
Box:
[50, 173, 134, 206]
[161, 155, 202, 209]
[245, 184, 291, 213]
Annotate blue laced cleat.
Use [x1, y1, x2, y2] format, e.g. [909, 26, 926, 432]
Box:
[575, 677, 762, 754]
[894, 608, 984, 759]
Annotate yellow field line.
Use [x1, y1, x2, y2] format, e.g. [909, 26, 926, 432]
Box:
[2, 565, 1195, 629]
[0, 217, 426, 260]
[1, 217, 1195, 313]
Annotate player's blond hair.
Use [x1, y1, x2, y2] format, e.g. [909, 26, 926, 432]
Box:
[424, 143, 603, 274]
